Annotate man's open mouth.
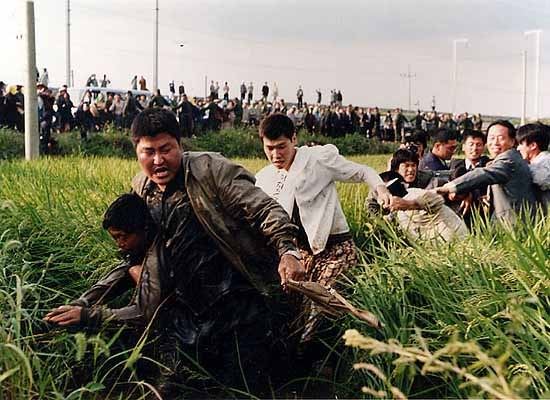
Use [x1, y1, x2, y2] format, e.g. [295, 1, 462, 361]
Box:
[153, 167, 169, 177]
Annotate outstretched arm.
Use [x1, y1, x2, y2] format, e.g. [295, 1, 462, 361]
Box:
[71, 261, 135, 308]
[438, 157, 513, 195]
[319, 144, 391, 208]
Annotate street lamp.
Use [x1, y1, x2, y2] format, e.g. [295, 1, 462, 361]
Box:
[153, 0, 159, 93]
[452, 38, 468, 114]
[524, 30, 542, 121]
[66, 0, 71, 87]
[400, 64, 416, 112]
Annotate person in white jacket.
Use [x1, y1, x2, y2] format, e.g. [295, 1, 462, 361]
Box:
[255, 113, 391, 348]
[516, 123, 550, 211]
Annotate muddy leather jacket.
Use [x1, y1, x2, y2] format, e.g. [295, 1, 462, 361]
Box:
[82, 152, 298, 327]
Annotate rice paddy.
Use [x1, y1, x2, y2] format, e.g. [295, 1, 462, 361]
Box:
[0, 155, 548, 399]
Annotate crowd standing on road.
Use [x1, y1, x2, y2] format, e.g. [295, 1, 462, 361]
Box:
[1, 72, 487, 149]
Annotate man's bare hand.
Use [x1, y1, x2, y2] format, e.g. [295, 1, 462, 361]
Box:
[128, 265, 143, 285]
[278, 254, 305, 289]
[389, 196, 419, 212]
[459, 193, 473, 216]
[448, 192, 458, 201]
[376, 184, 392, 209]
[436, 184, 452, 195]
[43, 305, 82, 326]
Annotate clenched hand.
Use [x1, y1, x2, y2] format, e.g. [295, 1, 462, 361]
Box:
[278, 254, 305, 290]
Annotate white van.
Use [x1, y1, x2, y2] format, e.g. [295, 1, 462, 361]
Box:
[66, 86, 152, 104]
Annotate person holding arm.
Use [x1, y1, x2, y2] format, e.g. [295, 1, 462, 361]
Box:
[255, 113, 391, 372]
[437, 120, 536, 225]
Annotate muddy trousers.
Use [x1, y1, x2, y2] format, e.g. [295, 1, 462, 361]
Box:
[155, 318, 275, 398]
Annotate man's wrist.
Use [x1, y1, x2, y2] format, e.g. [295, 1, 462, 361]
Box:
[282, 249, 302, 261]
[444, 182, 458, 193]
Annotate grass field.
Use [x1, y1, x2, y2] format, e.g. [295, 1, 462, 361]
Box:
[0, 155, 548, 399]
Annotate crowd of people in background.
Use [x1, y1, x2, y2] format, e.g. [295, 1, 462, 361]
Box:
[0, 72, 484, 144]
[1, 74, 548, 215]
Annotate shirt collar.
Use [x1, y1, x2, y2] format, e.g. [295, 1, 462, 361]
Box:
[465, 158, 481, 170]
[531, 151, 549, 165]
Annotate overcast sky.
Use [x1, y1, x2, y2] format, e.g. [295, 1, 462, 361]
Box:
[1, 0, 550, 117]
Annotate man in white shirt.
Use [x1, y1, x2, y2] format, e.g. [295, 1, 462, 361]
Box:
[255, 113, 391, 347]
[516, 123, 550, 210]
[247, 82, 254, 104]
[39, 68, 49, 87]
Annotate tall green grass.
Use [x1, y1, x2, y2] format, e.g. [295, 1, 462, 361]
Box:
[343, 210, 549, 399]
[0, 155, 548, 399]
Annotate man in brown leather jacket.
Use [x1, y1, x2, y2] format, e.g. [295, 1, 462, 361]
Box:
[51, 108, 304, 396]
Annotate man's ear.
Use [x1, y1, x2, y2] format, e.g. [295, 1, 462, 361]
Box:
[529, 141, 539, 152]
[291, 133, 297, 146]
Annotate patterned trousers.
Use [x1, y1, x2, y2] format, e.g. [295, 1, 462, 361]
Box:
[298, 238, 358, 342]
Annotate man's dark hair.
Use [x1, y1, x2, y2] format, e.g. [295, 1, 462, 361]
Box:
[390, 149, 419, 172]
[406, 129, 428, 149]
[102, 193, 152, 233]
[259, 113, 296, 140]
[517, 123, 550, 151]
[462, 129, 486, 143]
[486, 119, 516, 139]
[131, 108, 181, 145]
[433, 128, 457, 144]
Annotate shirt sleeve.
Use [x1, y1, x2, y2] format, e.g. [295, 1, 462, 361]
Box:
[74, 243, 161, 329]
[451, 157, 513, 195]
[79, 302, 144, 329]
[318, 144, 383, 189]
[530, 161, 550, 190]
[71, 261, 135, 308]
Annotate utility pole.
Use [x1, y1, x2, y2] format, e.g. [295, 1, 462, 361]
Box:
[66, 0, 71, 87]
[24, 0, 39, 160]
[204, 75, 207, 99]
[524, 30, 542, 121]
[153, 0, 159, 93]
[452, 38, 468, 114]
[400, 64, 416, 112]
[521, 51, 527, 125]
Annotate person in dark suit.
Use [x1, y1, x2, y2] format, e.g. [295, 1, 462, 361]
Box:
[448, 129, 491, 225]
[174, 94, 195, 138]
[372, 107, 382, 138]
[449, 129, 490, 171]
[438, 120, 536, 225]
[419, 128, 458, 171]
